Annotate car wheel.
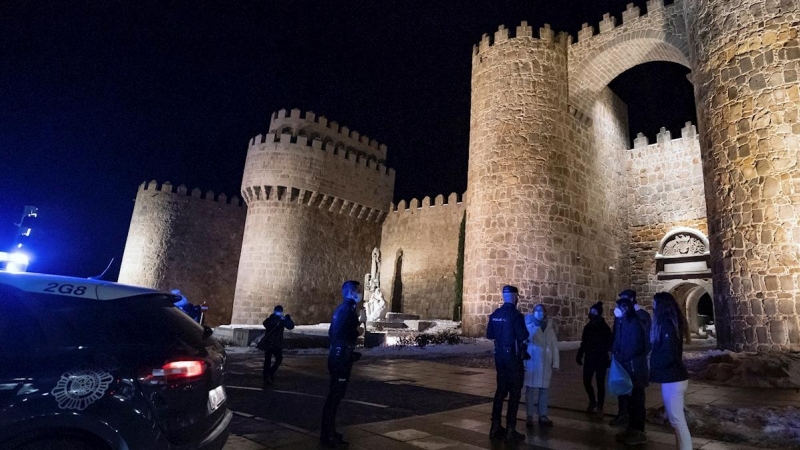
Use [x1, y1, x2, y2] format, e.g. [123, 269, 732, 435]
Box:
[17, 437, 107, 450]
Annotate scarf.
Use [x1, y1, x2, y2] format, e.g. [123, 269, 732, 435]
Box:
[533, 316, 548, 331]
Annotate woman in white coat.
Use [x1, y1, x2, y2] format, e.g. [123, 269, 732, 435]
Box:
[524, 304, 560, 428]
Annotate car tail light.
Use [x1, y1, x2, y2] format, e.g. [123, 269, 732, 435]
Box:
[139, 359, 206, 385]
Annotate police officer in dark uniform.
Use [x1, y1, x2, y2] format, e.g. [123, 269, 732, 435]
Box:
[487, 285, 530, 441]
[320, 280, 364, 448]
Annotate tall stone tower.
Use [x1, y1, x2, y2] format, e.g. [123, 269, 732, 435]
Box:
[232, 108, 395, 324]
[463, 25, 572, 336]
[685, 0, 800, 351]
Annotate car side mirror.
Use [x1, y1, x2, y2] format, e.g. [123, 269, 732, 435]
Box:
[203, 326, 214, 340]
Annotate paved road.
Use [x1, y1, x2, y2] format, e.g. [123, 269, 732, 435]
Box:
[224, 351, 491, 434]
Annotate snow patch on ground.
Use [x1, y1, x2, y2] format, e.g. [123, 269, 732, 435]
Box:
[684, 349, 800, 388]
[649, 404, 800, 449]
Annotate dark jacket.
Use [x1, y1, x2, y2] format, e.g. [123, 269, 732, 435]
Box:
[260, 313, 295, 348]
[577, 316, 613, 365]
[649, 321, 688, 384]
[612, 313, 649, 388]
[328, 299, 361, 349]
[486, 303, 529, 358]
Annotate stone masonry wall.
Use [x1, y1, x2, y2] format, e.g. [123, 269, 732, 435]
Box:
[627, 123, 708, 304]
[231, 196, 382, 325]
[379, 193, 465, 320]
[118, 181, 246, 326]
[463, 24, 631, 340]
[233, 110, 394, 325]
[686, 0, 800, 351]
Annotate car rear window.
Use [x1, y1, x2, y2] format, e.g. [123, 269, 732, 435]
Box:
[0, 284, 205, 351]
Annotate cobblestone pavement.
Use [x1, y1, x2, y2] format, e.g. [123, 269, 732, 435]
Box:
[222, 349, 800, 449]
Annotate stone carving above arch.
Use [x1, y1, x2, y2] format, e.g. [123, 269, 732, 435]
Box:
[656, 227, 711, 280]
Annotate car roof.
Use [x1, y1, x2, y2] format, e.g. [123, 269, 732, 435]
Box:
[0, 271, 163, 300]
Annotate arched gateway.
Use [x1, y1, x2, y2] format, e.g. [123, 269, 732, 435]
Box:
[463, 0, 800, 351]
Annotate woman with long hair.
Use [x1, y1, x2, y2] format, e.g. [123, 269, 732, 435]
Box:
[650, 292, 692, 450]
[612, 297, 649, 446]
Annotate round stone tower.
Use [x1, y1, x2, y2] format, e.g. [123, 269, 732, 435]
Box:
[232, 109, 395, 324]
[685, 0, 800, 350]
[463, 24, 571, 336]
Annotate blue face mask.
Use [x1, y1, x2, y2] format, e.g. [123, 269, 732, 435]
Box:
[534, 311, 545, 320]
[274, 311, 283, 317]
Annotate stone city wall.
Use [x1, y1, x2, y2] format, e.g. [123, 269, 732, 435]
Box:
[268, 108, 388, 161]
[242, 129, 394, 212]
[231, 190, 382, 325]
[627, 123, 708, 304]
[463, 23, 631, 340]
[118, 181, 246, 326]
[379, 193, 466, 320]
[233, 110, 394, 325]
[686, 0, 800, 351]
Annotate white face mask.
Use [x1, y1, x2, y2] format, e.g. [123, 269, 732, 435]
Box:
[352, 293, 362, 303]
[274, 311, 283, 317]
[534, 311, 545, 320]
[614, 307, 623, 318]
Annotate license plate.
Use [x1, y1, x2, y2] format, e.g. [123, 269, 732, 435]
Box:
[208, 385, 226, 412]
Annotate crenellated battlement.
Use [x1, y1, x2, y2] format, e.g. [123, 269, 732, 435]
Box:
[139, 180, 244, 206]
[568, 0, 680, 47]
[631, 121, 698, 149]
[389, 192, 466, 213]
[240, 184, 387, 223]
[267, 108, 388, 160]
[472, 22, 572, 60]
[248, 131, 394, 177]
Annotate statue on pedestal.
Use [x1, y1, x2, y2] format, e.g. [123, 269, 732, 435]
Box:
[363, 247, 387, 323]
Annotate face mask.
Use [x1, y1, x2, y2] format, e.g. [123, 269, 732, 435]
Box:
[534, 311, 545, 320]
[588, 313, 597, 319]
[274, 311, 283, 317]
[352, 293, 362, 303]
[614, 307, 623, 318]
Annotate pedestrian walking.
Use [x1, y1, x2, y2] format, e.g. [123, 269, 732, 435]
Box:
[576, 301, 613, 418]
[524, 303, 559, 428]
[257, 305, 295, 387]
[612, 296, 650, 446]
[650, 292, 692, 450]
[610, 289, 651, 427]
[486, 285, 529, 442]
[320, 280, 363, 448]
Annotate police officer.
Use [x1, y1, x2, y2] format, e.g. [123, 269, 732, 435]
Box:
[320, 280, 363, 448]
[487, 285, 530, 441]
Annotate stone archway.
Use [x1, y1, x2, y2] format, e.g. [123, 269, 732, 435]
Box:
[666, 280, 713, 339]
[567, 1, 691, 117]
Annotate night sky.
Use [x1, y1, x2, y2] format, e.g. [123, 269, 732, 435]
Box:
[0, 0, 696, 279]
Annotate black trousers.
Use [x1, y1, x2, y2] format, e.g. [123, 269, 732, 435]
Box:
[627, 386, 646, 431]
[583, 359, 608, 409]
[262, 346, 283, 380]
[491, 353, 524, 429]
[617, 394, 629, 416]
[320, 349, 353, 439]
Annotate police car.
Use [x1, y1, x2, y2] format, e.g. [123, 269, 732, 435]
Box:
[0, 271, 231, 450]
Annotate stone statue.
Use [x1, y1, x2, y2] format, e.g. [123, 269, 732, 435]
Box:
[370, 247, 381, 291]
[366, 288, 387, 322]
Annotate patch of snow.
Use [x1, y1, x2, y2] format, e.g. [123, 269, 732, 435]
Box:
[683, 349, 800, 388]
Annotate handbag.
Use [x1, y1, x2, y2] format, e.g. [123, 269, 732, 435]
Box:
[607, 356, 633, 397]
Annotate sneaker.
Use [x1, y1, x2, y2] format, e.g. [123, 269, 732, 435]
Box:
[525, 416, 535, 428]
[586, 402, 597, 414]
[505, 429, 526, 442]
[538, 416, 553, 427]
[333, 432, 348, 446]
[595, 407, 605, 419]
[615, 430, 631, 443]
[609, 415, 629, 427]
[623, 430, 647, 446]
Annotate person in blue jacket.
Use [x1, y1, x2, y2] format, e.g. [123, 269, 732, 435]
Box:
[320, 280, 363, 448]
[486, 285, 530, 442]
[612, 296, 649, 446]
